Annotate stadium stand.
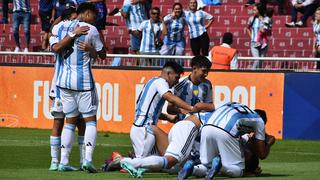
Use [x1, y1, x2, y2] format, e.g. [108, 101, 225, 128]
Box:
[0, 0, 316, 67]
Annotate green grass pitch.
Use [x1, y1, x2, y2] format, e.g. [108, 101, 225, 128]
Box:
[0, 127, 320, 179]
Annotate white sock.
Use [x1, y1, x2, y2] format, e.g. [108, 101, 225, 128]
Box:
[50, 136, 61, 163]
[78, 136, 85, 164]
[140, 156, 168, 171]
[193, 164, 208, 178]
[84, 121, 97, 162]
[121, 157, 143, 168]
[60, 123, 76, 165]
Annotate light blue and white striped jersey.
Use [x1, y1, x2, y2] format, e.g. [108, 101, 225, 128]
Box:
[122, 0, 147, 30]
[49, 56, 63, 98]
[313, 22, 320, 46]
[49, 21, 70, 98]
[50, 20, 104, 91]
[184, 10, 213, 39]
[248, 16, 262, 43]
[199, 102, 265, 140]
[139, 20, 163, 53]
[174, 76, 213, 106]
[13, 0, 31, 12]
[134, 77, 171, 126]
[163, 14, 186, 43]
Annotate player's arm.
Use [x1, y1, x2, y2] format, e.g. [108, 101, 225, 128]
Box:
[51, 25, 90, 53]
[163, 92, 193, 112]
[78, 42, 98, 59]
[194, 102, 215, 112]
[255, 133, 275, 160]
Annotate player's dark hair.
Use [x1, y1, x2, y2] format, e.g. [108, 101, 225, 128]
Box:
[61, 4, 76, 20]
[163, 61, 184, 74]
[151, 6, 160, 13]
[266, 8, 274, 18]
[77, 2, 98, 16]
[254, 109, 267, 124]
[191, 55, 212, 69]
[222, 32, 233, 45]
[255, 3, 265, 17]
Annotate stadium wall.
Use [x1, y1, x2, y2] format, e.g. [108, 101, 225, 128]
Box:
[283, 73, 320, 140]
[4, 65, 317, 139]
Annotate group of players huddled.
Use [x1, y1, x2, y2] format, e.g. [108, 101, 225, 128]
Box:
[48, 2, 275, 179]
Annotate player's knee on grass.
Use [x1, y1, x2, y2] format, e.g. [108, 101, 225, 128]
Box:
[193, 164, 208, 177]
[221, 164, 244, 177]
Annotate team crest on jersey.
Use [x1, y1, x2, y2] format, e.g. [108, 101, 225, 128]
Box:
[193, 90, 199, 96]
[56, 101, 62, 107]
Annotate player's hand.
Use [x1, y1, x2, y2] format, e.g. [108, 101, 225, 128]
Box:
[73, 25, 90, 36]
[77, 41, 94, 52]
[50, 17, 55, 24]
[191, 102, 207, 112]
[265, 134, 275, 146]
[131, 0, 139, 4]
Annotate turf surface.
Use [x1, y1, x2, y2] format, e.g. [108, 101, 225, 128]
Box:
[0, 127, 319, 179]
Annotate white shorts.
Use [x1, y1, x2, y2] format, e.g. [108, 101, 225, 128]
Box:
[165, 120, 199, 162]
[200, 125, 245, 177]
[51, 97, 65, 119]
[59, 88, 98, 118]
[130, 125, 157, 158]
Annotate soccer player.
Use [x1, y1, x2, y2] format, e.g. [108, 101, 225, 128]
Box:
[179, 102, 275, 179]
[120, 109, 207, 178]
[128, 61, 205, 160]
[50, 2, 106, 173]
[48, 5, 96, 171]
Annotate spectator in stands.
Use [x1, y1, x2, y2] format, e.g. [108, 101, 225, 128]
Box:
[160, 3, 187, 66]
[0, 0, 9, 24]
[184, 0, 214, 56]
[121, 0, 148, 59]
[53, 0, 77, 19]
[209, 32, 238, 70]
[285, 0, 315, 27]
[39, 0, 55, 51]
[138, 7, 164, 66]
[246, 3, 267, 69]
[254, 8, 273, 49]
[313, 7, 320, 68]
[245, 0, 285, 15]
[12, 0, 31, 52]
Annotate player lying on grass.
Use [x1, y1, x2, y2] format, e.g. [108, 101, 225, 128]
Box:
[178, 103, 275, 180]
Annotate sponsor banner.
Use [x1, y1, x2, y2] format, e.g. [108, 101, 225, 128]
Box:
[283, 73, 320, 140]
[0, 66, 284, 138]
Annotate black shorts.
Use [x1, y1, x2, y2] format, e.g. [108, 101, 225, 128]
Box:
[39, 10, 52, 32]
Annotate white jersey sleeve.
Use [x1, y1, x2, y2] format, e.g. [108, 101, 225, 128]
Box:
[89, 26, 104, 52]
[254, 118, 266, 140]
[204, 79, 213, 103]
[202, 10, 213, 20]
[154, 78, 170, 97]
[49, 22, 62, 49]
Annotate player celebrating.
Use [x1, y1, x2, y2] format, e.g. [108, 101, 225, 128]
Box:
[50, 2, 106, 173]
[48, 5, 87, 171]
[129, 61, 203, 159]
[179, 102, 275, 179]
